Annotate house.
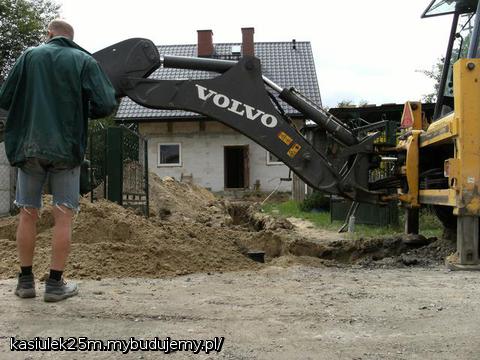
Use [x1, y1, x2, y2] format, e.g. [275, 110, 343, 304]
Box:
[115, 28, 322, 193]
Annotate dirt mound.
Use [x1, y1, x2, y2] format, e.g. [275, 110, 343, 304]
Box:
[0, 181, 296, 280]
[148, 173, 232, 226]
[0, 197, 262, 279]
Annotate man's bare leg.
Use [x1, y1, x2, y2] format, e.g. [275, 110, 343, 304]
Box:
[50, 205, 74, 271]
[16, 208, 39, 267]
[44, 204, 78, 302]
[15, 207, 39, 298]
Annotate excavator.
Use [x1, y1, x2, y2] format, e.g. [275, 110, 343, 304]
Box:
[91, 0, 480, 269]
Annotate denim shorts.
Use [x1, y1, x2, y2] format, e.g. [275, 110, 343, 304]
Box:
[15, 158, 81, 211]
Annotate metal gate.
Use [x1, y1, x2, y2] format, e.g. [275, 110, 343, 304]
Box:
[87, 125, 149, 216]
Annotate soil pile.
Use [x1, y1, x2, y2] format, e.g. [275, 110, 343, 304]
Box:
[0, 197, 262, 279]
[149, 174, 232, 226]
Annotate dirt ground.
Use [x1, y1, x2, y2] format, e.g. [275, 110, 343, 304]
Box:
[1, 266, 480, 359]
[0, 176, 476, 359]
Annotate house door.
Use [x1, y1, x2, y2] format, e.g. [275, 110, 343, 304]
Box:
[224, 146, 249, 189]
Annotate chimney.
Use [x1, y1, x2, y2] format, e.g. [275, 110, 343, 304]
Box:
[197, 29, 214, 57]
[241, 27, 255, 56]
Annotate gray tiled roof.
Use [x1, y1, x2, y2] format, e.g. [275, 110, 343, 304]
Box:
[0, 109, 7, 120]
[115, 41, 322, 121]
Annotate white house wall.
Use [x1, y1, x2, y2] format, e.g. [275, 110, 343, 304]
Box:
[140, 121, 292, 192]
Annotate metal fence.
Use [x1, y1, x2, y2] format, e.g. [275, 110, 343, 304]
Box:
[87, 125, 149, 216]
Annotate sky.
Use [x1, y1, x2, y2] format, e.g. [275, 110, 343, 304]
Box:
[58, 0, 453, 108]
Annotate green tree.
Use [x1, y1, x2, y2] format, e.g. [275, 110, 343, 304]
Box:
[418, 57, 444, 103]
[336, 99, 370, 108]
[337, 100, 354, 108]
[0, 0, 60, 80]
[89, 113, 117, 133]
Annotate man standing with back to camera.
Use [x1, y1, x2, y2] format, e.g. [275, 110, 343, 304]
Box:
[0, 19, 117, 302]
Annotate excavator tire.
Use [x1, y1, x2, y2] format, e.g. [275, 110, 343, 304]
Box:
[433, 205, 456, 242]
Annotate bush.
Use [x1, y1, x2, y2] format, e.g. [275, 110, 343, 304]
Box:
[299, 191, 330, 212]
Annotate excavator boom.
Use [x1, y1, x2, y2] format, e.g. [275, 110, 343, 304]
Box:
[93, 38, 385, 204]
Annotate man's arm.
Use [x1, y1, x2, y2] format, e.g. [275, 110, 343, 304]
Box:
[82, 58, 117, 119]
[0, 53, 27, 111]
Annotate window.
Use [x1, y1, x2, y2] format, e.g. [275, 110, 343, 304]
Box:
[158, 143, 181, 167]
[422, 0, 477, 18]
[266, 151, 283, 165]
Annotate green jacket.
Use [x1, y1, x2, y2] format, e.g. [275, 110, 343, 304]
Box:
[0, 37, 117, 167]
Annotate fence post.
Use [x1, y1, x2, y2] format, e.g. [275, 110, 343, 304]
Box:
[106, 127, 123, 205]
[292, 174, 306, 202]
[144, 138, 149, 217]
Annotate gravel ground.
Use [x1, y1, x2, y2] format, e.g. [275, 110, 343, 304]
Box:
[1, 265, 479, 360]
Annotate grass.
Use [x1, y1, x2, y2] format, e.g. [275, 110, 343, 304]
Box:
[262, 200, 444, 239]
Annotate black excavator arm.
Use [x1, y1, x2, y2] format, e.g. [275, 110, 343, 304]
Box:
[93, 38, 385, 204]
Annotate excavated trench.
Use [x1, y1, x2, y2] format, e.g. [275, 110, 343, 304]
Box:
[227, 202, 455, 268]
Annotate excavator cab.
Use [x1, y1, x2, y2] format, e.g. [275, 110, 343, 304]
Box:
[422, 0, 480, 119]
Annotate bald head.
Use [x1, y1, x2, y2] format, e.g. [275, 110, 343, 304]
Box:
[47, 19, 74, 40]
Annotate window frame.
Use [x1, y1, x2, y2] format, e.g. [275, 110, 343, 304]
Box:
[157, 143, 182, 167]
[266, 151, 283, 166]
[422, 0, 477, 18]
